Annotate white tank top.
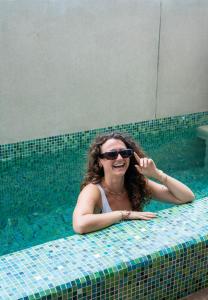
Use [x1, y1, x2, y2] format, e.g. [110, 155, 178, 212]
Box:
[96, 184, 112, 213]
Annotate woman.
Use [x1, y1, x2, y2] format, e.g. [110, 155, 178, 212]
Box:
[73, 132, 194, 234]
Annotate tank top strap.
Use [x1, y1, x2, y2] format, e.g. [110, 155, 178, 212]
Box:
[96, 184, 112, 213]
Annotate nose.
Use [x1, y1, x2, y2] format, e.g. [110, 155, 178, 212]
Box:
[116, 153, 123, 160]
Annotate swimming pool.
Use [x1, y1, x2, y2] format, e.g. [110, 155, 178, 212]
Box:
[1, 115, 208, 256]
[0, 112, 208, 299]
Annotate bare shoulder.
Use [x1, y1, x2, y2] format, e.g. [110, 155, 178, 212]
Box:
[74, 183, 101, 216]
[79, 183, 100, 199]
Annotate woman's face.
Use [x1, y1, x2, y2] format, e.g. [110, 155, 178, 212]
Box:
[99, 138, 131, 177]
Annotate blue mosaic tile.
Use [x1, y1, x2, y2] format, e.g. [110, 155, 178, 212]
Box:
[0, 197, 208, 299]
[0, 111, 208, 299]
[0, 111, 208, 162]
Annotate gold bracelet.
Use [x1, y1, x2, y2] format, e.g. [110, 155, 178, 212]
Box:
[118, 211, 131, 222]
[158, 170, 168, 184]
[122, 210, 131, 220]
[118, 211, 123, 222]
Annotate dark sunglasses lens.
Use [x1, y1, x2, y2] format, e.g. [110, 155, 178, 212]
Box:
[104, 151, 118, 160]
[100, 149, 133, 160]
[120, 149, 133, 158]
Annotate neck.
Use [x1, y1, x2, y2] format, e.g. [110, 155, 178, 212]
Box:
[102, 177, 125, 195]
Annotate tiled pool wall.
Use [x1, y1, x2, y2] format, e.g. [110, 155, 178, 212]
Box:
[0, 111, 208, 300]
[1, 111, 208, 163]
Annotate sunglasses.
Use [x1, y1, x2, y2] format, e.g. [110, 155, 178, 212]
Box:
[99, 149, 133, 160]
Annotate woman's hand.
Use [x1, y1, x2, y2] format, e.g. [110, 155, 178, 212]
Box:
[129, 211, 157, 220]
[121, 210, 157, 220]
[134, 152, 158, 178]
[134, 152, 194, 204]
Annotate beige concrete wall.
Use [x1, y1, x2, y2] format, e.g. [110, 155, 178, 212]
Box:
[0, 0, 208, 144]
[157, 0, 208, 117]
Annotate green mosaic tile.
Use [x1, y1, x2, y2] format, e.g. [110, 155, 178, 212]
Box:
[0, 111, 207, 163]
[2, 195, 207, 299]
[0, 112, 208, 299]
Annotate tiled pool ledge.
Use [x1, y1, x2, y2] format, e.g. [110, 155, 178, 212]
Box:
[1, 197, 208, 300]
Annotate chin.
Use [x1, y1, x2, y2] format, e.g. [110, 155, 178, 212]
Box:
[113, 169, 127, 176]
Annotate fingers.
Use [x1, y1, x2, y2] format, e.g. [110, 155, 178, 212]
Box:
[141, 158, 153, 168]
[132, 211, 157, 220]
[141, 216, 154, 220]
[134, 158, 151, 174]
[142, 212, 156, 216]
[135, 164, 143, 173]
[134, 152, 140, 159]
[141, 157, 148, 168]
[141, 212, 156, 220]
[134, 152, 145, 173]
[134, 153, 152, 166]
[135, 156, 154, 168]
[134, 152, 140, 164]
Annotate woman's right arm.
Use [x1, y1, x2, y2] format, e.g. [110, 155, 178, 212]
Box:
[73, 184, 157, 234]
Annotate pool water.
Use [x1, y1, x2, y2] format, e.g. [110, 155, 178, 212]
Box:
[0, 127, 208, 256]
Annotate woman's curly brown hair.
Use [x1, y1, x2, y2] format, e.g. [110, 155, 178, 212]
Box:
[81, 132, 151, 211]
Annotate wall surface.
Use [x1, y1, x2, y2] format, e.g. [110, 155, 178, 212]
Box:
[0, 0, 208, 144]
[157, 0, 208, 117]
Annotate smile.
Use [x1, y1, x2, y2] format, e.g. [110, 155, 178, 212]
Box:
[113, 163, 125, 168]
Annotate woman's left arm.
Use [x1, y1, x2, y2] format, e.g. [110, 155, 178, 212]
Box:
[147, 172, 195, 204]
[134, 153, 195, 204]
